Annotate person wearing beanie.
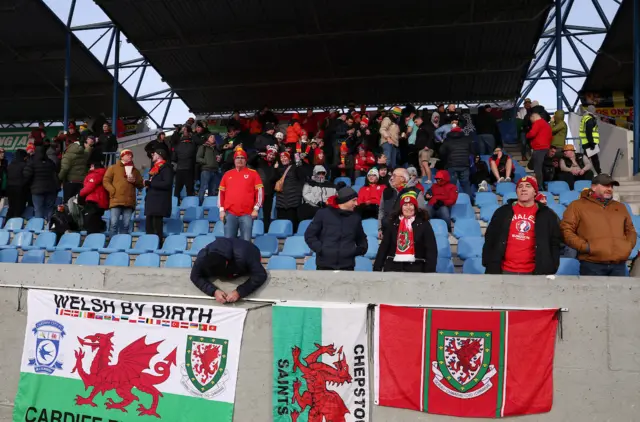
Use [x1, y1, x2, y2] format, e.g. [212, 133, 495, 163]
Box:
[378, 167, 426, 237]
[143, 149, 173, 243]
[305, 186, 368, 271]
[23, 145, 59, 222]
[103, 149, 144, 237]
[59, 127, 93, 202]
[79, 160, 108, 234]
[483, 176, 561, 275]
[379, 108, 400, 169]
[255, 122, 277, 153]
[356, 167, 386, 220]
[299, 165, 337, 221]
[335, 141, 354, 179]
[526, 107, 553, 189]
[425, 170, 458, 232]
[376, 164, 390, 186]
[373, 191, 438, 273]
[172, 128, 198, 202]
[219, 147, 264, 242]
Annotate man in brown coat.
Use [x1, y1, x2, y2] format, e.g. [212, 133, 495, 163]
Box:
[561, 174, 636, 276]
[103, 149, 144, 236]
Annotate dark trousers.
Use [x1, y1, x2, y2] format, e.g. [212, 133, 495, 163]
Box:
[83, 202, 106, 234]
[6, 187, 27, 219]
[174, 169, 195, 201]
[531, 149, 548, 190]
[298, 203, 320, 222]
[262, 195, 274, 232]
[146, 215, 164, 243]
[357, 204, 379, 221]
[590, 153, 602, 174]
[63, 182, 83, 203]
[277, 207, 299, 232]
[580, 261, 626, 277]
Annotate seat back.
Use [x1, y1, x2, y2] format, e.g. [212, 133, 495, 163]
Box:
[134, 253, 160, 267]
[4, 217, 23, 231]
[0, 249, 18, 263]
[104, 252, 130, 267]
[362, 219, 378, 237]
[189, 235, 216, 255]
[21, 250, 45, 264]
[254, 235, 279, 257]
[82, 233, 106, 249]
[187, 220, 210, 235]
[556, 257, 580, 275]
[160, 235, 188, 252]
[107, 234, 132, 249]
[183, 206, 204, 222]
[133, 234, 160, 251]
[165, 254, 193, 268]
[0, 231, 9, 246]
[457, 236, 485, 260]
[75, 252, 100, 266]
[202, 196, 218, 208]
[267, 256, 297, 270]
[462, 257, 486, 274]
[436, 258, 454, 273]
[12, 231, 33, 247]
[179, 196, 199, 210]
[47, 250, 73, 264]
[453, 219, 481, 239]
[164, 218, 184, 235]
[268, 220, 293, 238]
[303, 257, 317, 270]
[24, 218, 44, 232]
[354, 256, 372, 271]
[281, 237, 311, 257]
[296, 220, 312, 236]
[430, 219, 448, 237]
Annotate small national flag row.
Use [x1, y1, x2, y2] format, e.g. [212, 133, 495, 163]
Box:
[55, 308, 217, 332]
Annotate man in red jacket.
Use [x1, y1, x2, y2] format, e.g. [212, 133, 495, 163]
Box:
[425, 170, 459, 232]
[526, 108, 552, 189]
[79, 160, 109, 233]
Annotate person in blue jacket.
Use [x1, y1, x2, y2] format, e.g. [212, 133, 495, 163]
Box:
[190, 237, 267, 304]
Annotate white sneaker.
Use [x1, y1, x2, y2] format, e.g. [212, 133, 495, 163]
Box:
[505, 177, 512, 182]
[498, 177, 505, 183]
[478, 181, 489, 192]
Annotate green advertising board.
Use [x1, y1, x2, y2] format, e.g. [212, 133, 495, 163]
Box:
[0, 127, 63, 151]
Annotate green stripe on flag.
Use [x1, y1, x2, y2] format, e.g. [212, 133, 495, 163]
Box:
[12, 373, 232, 422]
[422, 309, 432, 413]
[496, 311, 507, 418]
[272, 306, 322, 422]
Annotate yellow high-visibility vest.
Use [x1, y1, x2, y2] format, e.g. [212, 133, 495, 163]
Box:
[579, 114, 599, 145]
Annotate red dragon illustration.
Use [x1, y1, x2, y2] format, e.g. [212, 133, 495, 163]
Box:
[71, 332, 177, 418]
[445, 338, 483, 383]
[290, 343, 353, 422]
[193, 343, 220, 383]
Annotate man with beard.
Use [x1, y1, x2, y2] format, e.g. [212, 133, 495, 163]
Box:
[255, 123, 277, 153]
[250, 145, 279, 231]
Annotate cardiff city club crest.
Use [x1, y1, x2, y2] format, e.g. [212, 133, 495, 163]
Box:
[431, 330, 497, 399]
[28, 320, 65, 374]
[182, 336, 229, 398]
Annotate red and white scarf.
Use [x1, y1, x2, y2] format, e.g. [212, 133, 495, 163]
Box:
[149, 159, 166, 179]
[394, 216, 416, 262]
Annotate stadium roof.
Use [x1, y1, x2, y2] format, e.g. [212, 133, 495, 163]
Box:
[0, 0, 145, 123]
[96, 0, 552, 114]
[581, 0, 632, 94]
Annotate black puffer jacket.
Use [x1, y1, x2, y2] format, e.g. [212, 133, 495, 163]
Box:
[482, 199, 561, 275]
[172, 139, 197, 170]
[275, 164, 304, 209]
[24, 147, 59, 195]
[439, 130, 474, 168]
[305, 205, 368, 270]
[145, 135, 171, 160]
[254, 132, 276, 153]
[6, 150, 28, 189]
[144, 163, 174, 217]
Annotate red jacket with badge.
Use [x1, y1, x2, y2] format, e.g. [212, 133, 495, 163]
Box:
[79, 168, 109, 209]
[428, 170, 458, 206]
[358, 183, 386, 205]
[354, 151, 376, 172]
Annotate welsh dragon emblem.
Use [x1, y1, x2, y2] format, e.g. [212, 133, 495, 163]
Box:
[71, 332, 177, 418]
[290, 343, 353, 422]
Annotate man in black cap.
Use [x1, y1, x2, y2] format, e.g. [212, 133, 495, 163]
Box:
[190, 237, 267, 303]
[254, 122, 277, 153]
[304, 186, 368, 271]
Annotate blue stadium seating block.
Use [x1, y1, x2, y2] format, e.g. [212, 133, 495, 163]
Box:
[453, 219, 482, 239]
[364, 236, 378, 259]
[355, 256, 372, 272]
[574, 180, 591, 192]
[267, 256, 297, 270]
[436, 235, 451, 259]
[362, 219, 378, 238]
[268, 220, 293, 239]
[474, 192, 498, 208]
[254, 235, 279, 258]
[280, 237, 311, 259]
[480, 204, 499, 223]
[548, 203, 566, 219]
[72, 233, 106, 253]
[125, 234, 160, 254]
[155, 235, 188, 256]
[559, 190, 580, 206]
[22, 231, 56, 251]
[451, 204, 474, 221]
[436, 258, 454, 273]
[98, 234, 132, 253]
[22, 250, 45, 264]
[430, 219, 448, 237]
[303, 257, 316, 270]
[495, 182, 516, 196]
[165, 254, 193, 268]
[547, 181, 570, 195]
[47, 250, 73, 264]
[187, 235, 215, 257]
[103, 252, 130, 267]
[296, 220, 312, 236]
[556, 257, 580, 276]
[457, 236, 485, 260]
[76, 252, 100, 266]
[462, 258, 485, 274]
[1, 232, 33, 250]
[134, 253, 160, 268]
[0, 249, 18, 263]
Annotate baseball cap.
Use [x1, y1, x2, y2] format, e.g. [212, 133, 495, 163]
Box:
[592, 173, 619, 186]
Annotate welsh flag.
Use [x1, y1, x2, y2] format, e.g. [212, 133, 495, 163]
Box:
[374, 305, 558, 418]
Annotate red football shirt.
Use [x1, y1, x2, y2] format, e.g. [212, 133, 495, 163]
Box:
[502, 203, 537, 273]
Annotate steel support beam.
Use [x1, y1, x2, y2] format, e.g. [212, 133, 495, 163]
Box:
[112, 28, 120, 136]
[70, 21, 113, 31]
[555, 0, 563, 111]
[590, 0, 611, 31]
[64, 0, 77, 130]
[634, 0, 640, 174]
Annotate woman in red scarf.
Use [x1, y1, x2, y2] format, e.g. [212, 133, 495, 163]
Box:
[144, 148, 174, 243]
[373, 191, 438, 273]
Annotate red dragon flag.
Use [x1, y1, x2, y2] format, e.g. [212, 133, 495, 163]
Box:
[374, 305, 558, 418]
[14, 290, 247, 422]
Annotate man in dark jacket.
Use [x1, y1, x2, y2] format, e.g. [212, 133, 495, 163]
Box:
[196, 134, 221, 206]
[98, 123, 118, 154]
[6, 149, 29, 218]
[482, 176, 561, 275]
[305, 187, 368, 270]
[254, 123, 277, 153]
[172, 134, 198, 201]
[438, 126, 474, 198]
[190, 237, 267, 304]
[250, 145, 278, 231]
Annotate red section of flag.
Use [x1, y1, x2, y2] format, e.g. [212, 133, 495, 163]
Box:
[87, 312, 95, 319]
[376, 304, 425, 411]
[426, 310, 502, 418]
[502, 310, 557, 417]
[171, 321, 179, 328]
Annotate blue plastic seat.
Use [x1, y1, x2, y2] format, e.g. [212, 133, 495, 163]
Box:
[474, 192, 498, 208]
[556, 257, 580, 276]
[334, 177, 352, 187]
[633, 216, 640, 235]
[0, 231, 33, 250]
[21, 249, 45, 264]
[103, 252, 130, 266]
[22, 231, 56, 251]
[155, 235, 188, 255]
[47, 250, 73, 264]
[24, 218, 45, 233]
[0, 249, 18, 263]
[462, 258, 486, 274]
[457, 236, 485, 260]
[435, 235, 451, 259]
[628, 242, 640, 260]
[171, 196, 179, 210]
[296, 220, 312, 236]
[430, 219, 448, 237]
[254, 235, 279, 258]
[548, 203, 566, 219]
[4, 217, 23, 232]
[559, 190, 580, 206]
[624, 202, 635, 216]
[206, 206, 220, 223]
[362, 219, 378, 238]
[547, 181, 570, 195]
[268, 220, 293, 239]
[495, 182, 516, 197]
[72, 233, 106, 253]
[267, 256, 297, 270]
[354, 176, 366, 187]
[187, 235, 215, 257]
[75, 251, 100, 266]
[303, 256, 317, 270]
[355, 256, 372, 272]
[456, 193, 472, 206]
[46, 232, 80, 252]
[98, 234, 132, 253]
[574, 180, 591, 192]
[352, 185, 362, 194]
[125, 234, 159, 255]
[451, 203, 474, 221]
[212, 222, 225, 237]
[453, 218, 482, 239]
[185, 220, 210, 238]
[183, 207, 204, 223]
[131, 219, 146, 237]
[480, 204, 500, 223]
[251, 220, 265, 238]
[0, 231, 9, 247]
[165, 254, 193, 268]
[0, 207, 7, 218]
[436, 258, 454, 273]
[134, 253, 160, 267]
[180, 196, 199, 211]
[365, 236, 379, 259]
[280, 237, 311, 258]
[202, 196, 218, 208]
[164, 218, 184, 236]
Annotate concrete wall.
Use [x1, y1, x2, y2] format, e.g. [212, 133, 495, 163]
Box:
[0, 266, 639, 421]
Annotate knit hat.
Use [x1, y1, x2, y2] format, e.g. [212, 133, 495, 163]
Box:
[367, 168, 379, 178]
[516, 176, 539, 194]
[391, 106, 402, 116]
[120, 149, 133, 158]
[535, 193, 547, 204]
[407, 166, 418, 178]
[233, 147, 247, 159]
[399, 190, 419, 209]
[563, 144, 575, 152]
[361, 116, 369, 126]
[336, 187, 358, 204]
[68, 123, 75, 129]
[291, 113, 300, 121]
[266, 145, 278, 154]
[264, 122, 275, 131]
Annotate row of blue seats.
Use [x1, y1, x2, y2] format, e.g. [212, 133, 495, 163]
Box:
[1, 249, 193, 268]
[461, 257, 612, 276]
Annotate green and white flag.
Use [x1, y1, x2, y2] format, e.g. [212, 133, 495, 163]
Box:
[13, 290, 246, 422]
[273, 301, 369, 422]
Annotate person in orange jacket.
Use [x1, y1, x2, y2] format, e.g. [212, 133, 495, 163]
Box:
[286, 113, 304, 145]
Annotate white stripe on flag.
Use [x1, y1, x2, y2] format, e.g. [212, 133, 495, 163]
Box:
[374, 305, 380, 404]
[500, 312, 509, 417]
[420, 308, 426, 412]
